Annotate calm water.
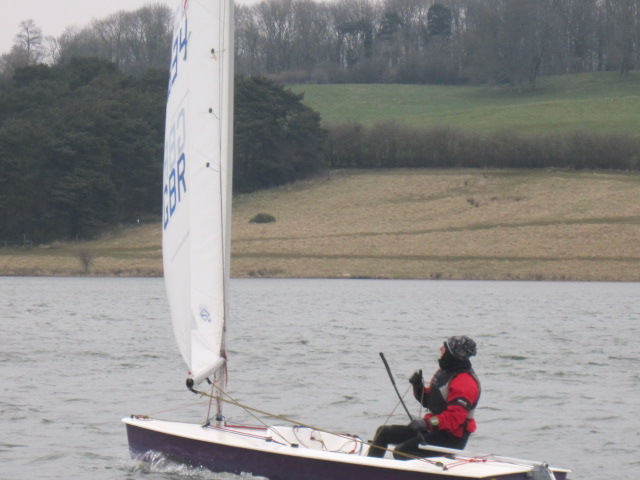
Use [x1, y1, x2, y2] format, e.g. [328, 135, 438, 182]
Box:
[1, 277, 638, 480]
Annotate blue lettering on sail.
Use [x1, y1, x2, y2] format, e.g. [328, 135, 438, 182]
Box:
[163, 155, 187, 230]
[168, 16, 188, 94]
[163, 108, 187, 230]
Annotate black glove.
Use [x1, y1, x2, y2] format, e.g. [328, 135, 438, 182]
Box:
[409, 418, 428, 432]
[409, 369, 423, 387]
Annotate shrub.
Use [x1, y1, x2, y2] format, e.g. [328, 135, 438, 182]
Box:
[250, 213, 277, 224]
[326, 122, 640, 171]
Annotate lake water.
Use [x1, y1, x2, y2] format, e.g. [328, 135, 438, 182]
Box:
[1, 277, 638, 480]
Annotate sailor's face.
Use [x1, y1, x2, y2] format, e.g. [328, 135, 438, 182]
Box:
[439, 346, 446, 358]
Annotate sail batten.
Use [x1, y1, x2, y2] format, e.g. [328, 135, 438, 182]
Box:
[162, 0, 234, 388]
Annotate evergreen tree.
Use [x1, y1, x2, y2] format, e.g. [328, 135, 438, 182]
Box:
[234, 75, 326, 192]
[0, 58, 164, 244]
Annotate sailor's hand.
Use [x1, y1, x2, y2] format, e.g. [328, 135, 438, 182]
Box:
[409, 418, 428, 432]
[409, 369, 423, 387]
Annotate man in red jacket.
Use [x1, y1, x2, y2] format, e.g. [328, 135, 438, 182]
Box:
[367, 336, 480, 459]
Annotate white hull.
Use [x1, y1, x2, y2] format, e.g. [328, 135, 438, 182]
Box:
[123, 417, 567, 480]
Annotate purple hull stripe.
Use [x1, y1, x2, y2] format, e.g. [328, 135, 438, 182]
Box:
[126, 424, 556, 480]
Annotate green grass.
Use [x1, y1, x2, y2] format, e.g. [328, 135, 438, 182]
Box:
[292, 71, 640, 135]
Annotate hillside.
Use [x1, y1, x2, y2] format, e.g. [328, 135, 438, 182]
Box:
[292, 72, 640, 135]
[2, 169, 639, 281]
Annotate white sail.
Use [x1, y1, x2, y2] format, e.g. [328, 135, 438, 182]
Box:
[162, 0, 234, 386]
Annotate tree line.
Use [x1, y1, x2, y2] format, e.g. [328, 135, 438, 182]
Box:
[0, 4, 173, 78]
[0, 59, 326, 245]
[2, 1, 639, 88]
[236, 0, 640, 88]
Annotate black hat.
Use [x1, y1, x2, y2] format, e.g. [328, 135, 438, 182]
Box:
[444, 336, 477, 360]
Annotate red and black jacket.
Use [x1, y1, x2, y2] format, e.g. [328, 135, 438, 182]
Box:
[414, 369, 481, 438]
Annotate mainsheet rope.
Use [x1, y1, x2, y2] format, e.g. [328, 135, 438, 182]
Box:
[206, 382, 294, 446]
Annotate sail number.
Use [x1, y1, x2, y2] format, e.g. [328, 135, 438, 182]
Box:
[163, 109, 187, 230]
[169, 16, 188, 94]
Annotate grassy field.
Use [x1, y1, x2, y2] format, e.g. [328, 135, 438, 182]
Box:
[292, 71, 640, 135]
[3, 169, 639, 281]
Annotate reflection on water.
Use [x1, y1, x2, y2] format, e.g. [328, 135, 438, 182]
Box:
[1, 277, 638, 480]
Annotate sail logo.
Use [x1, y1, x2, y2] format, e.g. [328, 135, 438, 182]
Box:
[163, 108, 187, 230]
[199, 305, 212, 323]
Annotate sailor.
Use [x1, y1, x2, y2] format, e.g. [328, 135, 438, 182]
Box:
[367, 336, 480, 459]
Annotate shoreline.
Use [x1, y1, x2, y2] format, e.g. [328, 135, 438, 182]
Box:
[0, 272, 637, 282]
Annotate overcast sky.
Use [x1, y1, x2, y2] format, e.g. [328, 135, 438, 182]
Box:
[0, 0, 257, 57]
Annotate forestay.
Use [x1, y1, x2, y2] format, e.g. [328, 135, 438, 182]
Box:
[161, 0, 234, 386]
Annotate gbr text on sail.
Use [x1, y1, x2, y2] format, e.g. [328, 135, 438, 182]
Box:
[163, 14, 189, 230]
[163, 108, 187, 230]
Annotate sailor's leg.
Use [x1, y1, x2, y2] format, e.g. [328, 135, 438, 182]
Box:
[367, 425, 414, 458]
[393, 435, 425, 460]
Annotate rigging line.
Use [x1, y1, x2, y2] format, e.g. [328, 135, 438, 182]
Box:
[417, 381, 426, 418]
[206, 424, 288, 446]
[190, 386, 445, 467]
[383, 385, 413, 426]
[134, 400, 211, 417]
[206, 380, 216, 422]
[215, 384, 295, 446]
[199, 386, 352, 440]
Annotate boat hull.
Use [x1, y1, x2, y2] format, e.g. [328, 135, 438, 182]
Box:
[124, 419, 565, 480]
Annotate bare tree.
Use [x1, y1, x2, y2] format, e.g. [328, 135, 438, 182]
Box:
[464, 0, 559, 89]
[235, 5, 264, 75]
[256, 0, 296, 73]
[602, 0, 640, 73]
[77, 250, 96, 274]
[15, 19, 45, 65]
[43, 36, 61, 64]
[556, 0, 601, 72]
[290, 0, 337, 71]
[56, 4, 172, 74]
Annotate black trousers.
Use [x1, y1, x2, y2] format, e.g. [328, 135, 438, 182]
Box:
[367, 424, 470, 460]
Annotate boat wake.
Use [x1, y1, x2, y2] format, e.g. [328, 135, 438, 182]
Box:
[128, 450, 268, 480]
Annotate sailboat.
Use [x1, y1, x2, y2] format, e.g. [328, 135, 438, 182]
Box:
[123, 1, 569, 479]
